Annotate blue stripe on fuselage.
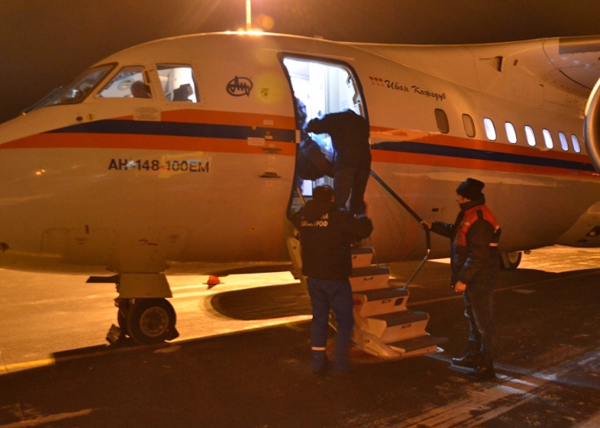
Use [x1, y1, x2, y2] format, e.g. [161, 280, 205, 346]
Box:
[46, 120, 297, 143]
[372, 141, 595, 172]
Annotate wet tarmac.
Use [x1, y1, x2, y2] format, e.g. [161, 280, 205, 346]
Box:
[1, 246, 600, 427]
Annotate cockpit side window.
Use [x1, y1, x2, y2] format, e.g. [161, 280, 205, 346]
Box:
[39, 64, 114, 108]
[157, 64, 198, 102]
[97, 66, 151, 99]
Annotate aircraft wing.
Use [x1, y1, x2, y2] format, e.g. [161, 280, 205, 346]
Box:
[349, 35, 600, 101]
[541, 36, 600, 96]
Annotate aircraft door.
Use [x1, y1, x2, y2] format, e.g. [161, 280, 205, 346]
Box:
[281, 56, 367, 199]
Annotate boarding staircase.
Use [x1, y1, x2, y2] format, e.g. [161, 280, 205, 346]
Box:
[287, 171, 447, 359]
[349, 245, 446, 357]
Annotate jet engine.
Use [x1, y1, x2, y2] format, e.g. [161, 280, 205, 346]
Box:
[584, 78, 600, 172]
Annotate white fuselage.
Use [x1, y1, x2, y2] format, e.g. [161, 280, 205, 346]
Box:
[0, 33, 599, 275]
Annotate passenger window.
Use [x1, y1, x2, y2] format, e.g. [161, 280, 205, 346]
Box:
[525, 126, 536, 146]
[98, 66, 151, 99]
[559, 132, 569, 151]
[157, 64, 198, 102]
[542, 129, 554, 149]
[505, 122, 517, 143]
[462, 114, 476, 138]
[483, 118, 496, 141]
[434, 109, 449, 134]
[571, 134, 581, 153]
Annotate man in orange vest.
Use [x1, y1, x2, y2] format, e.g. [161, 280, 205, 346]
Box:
[421, 178, 501, 380]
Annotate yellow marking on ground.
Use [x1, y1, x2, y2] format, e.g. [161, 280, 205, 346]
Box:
[0, 409, 93, 427]
[0, 358, 55, 374]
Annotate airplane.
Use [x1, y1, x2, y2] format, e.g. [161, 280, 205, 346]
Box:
[1, 31, 600, 349]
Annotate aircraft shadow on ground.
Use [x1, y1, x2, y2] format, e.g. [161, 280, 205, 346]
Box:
[209, 265, 600, 322]
[209, 283, 312, 320]
[49, 266, 600, 367]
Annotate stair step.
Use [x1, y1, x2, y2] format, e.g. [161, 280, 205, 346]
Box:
[372, 310, 429, 327]
[387, 334, 448, 356]
[353, 288, 409, 317]
[349, 266, 390, 292]
[363, 310, 429, 342]
[354, 287, 408, 301]
[351, 247, 374, 268]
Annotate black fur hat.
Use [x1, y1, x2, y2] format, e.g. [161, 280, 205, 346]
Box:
[456, 178, 485, 201]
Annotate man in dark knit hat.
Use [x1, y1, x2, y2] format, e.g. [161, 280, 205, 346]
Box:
[421, 178, 501, 379]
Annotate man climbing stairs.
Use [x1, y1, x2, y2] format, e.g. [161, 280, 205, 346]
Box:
[287, 236, 447, 359]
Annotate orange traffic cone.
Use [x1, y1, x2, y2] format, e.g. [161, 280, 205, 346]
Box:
[206, 275, 221, 289]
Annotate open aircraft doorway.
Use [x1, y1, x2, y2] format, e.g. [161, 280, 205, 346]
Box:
[281, 56, 368, 199]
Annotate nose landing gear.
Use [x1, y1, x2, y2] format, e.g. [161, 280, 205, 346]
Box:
[111, 297, 179, 345]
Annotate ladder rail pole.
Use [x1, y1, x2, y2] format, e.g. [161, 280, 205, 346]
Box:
[369, 171, 422, 222]
[401, 228, 432, 289]
[369, 170, 432, 289]
[295, 185, 306, 206]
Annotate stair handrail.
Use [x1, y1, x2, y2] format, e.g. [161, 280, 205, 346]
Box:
[369, 170, 431, 289]
[295, 185, 306, 206]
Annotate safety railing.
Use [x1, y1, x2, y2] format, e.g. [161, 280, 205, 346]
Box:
[369, 170, 431, 289]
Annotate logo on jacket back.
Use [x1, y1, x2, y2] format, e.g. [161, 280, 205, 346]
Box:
[301, 213, 329, 228]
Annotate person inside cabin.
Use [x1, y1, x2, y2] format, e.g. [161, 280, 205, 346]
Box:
[130, 80, 152, 99]
[294, 98, 334, 183]
[421, 178, 501, 380]
[289, 185, 373, 375]
[305, 109, 371, 216]
[173, 84, 194, 101]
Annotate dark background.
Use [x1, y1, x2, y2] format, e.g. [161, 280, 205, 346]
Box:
[1, 0, 600, 124]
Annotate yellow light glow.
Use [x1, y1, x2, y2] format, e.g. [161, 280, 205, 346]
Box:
[233, 28, 263, 36]
[246, 0, 252, 31]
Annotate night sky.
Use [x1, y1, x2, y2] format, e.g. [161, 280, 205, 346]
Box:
[1, 0, 600, 124]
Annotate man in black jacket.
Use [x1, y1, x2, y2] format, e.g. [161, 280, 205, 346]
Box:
[305, 109, 371, 215]
[290, 185, 373, 373]
[421, 178, 501, 379]
[294, 98, 333, 181]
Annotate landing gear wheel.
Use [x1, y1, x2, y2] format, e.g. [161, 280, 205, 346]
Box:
[126, 298, 178, 345]
[116, 298, 130, 335]
[500, 251, 522, 270]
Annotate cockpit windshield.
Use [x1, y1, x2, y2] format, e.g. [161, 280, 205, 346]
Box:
[38, 64, 114, 109]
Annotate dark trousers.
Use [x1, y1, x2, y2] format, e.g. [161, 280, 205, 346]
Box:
[307, 277, 354, 371]
[463, 287, 495, 357]
[334, 167, 370, 215]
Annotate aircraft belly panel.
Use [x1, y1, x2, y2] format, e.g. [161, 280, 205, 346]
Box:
[0, 146, 296, 273]
[368, 159, 600, 262]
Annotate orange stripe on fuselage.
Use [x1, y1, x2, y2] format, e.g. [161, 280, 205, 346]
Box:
[158, 110, 297, 129]
[0, 109, 298, 154]
[1, 113, 594, 178]
[371, 127, 597, 178]
[0, 133, 297, 156]
[371, 128, 588, 164]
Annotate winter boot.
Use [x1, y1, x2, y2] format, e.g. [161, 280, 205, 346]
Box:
[470, 353, 496, 380]
[311, 350, 329, 374]
[452, 341, 481, 368]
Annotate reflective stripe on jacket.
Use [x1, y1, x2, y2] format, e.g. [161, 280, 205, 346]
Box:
[430, 198, 501, 289]
[454, 204, 501, 247]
